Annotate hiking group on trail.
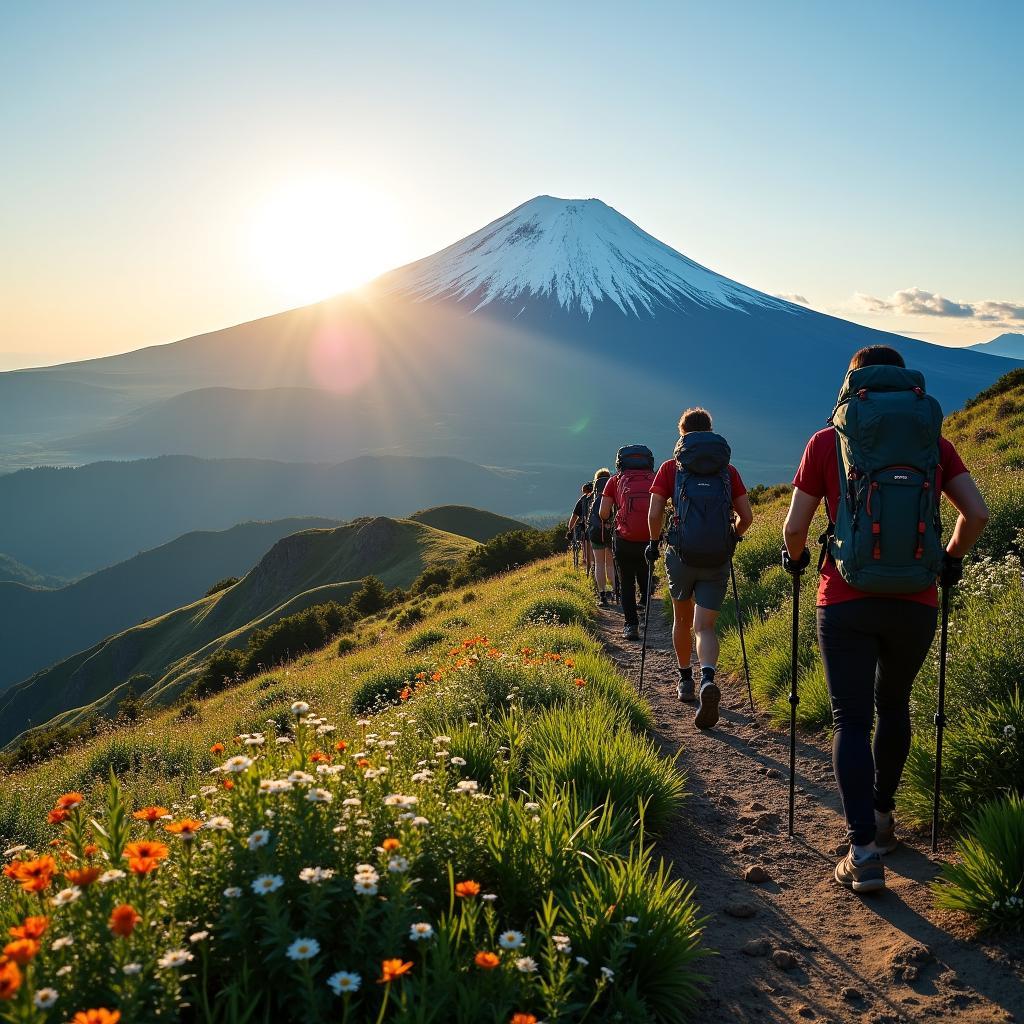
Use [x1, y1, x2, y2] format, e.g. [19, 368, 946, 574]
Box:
[566, 344, 990, 895]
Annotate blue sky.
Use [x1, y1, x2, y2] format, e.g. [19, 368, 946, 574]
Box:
[1, 0, 1021, 366]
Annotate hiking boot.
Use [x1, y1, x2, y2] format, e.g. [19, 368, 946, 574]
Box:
[623, 623, 640, 642]
[693, 681, 721, 729]
[834, 849, 885, 893]
[872, 812, 899, 854]
[676, 674, 696, 703]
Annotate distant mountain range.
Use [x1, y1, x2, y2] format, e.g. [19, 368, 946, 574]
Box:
[0, 455, 575, 578]
[969, 333, 1024, 360]
[0, 517, 340, 693]
[0, 515, 481, 748]
[0, 554, 67, 589]
[2, 196, 1014, 483]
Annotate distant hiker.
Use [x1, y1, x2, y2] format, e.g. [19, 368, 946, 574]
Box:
[782, 344, 988, 893]
[588, 468, 614, 605]
[567, 481, 594, 574]
[599, 445, 656, 641]
[647, 408, 753, 728]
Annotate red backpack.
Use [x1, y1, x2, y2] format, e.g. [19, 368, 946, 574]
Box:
[612, 445, 655, 542]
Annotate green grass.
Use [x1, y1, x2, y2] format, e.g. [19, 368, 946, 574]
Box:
[0, 559, 707, 1022]
[409, 505, 527, 542]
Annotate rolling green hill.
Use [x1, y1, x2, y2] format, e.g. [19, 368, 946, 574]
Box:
[0, 517, 340, 693]
[408, 504, 526, 541]
[0, 517, 476, 747]
[0, 553, 67, 589]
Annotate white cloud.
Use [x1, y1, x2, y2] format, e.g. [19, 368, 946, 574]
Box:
[774, 292, 809, 305]
[852, 287, 1024, 326]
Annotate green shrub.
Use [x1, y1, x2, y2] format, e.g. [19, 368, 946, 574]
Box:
[405, 628, 446, 654]
[933, 793, 1024, 931]
[517, 594, 591, 629]
[205, 576, 239, 597]
[336, 636, 357, 656]
[394, 604, 426, 630]
[461, 591, 477, 604]
[350, 664, 428, 715]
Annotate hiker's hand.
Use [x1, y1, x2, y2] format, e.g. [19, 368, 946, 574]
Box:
[940, 552, 963, 589]
[645, 541, 661, 564]
[782, 546, 810, 576]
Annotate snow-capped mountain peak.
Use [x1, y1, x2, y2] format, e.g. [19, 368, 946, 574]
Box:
[378, 195, 795, 318]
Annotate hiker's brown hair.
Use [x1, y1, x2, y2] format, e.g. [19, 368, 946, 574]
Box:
[848, 345, 906, 370]
[678, 407, 713, 434]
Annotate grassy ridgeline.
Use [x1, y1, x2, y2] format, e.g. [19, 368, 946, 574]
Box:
[0, 560, 707, 1022]
[713, 370, 1024, 836]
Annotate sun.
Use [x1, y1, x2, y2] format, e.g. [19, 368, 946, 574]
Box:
[249, 177, 396, 305]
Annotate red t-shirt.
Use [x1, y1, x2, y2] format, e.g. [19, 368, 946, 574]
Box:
[650, 461, 747, 501]
[793, 427, 969, 608]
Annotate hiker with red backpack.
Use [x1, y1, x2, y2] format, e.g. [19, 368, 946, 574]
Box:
[782, 345, 988, 894]
[588, 468, 614, 605]
[646, 408, 754, 728]
[599, 445, 656, 641]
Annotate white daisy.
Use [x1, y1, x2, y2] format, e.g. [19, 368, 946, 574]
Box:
[601, 966, 615, 982]
[327, 970, 361, 995]
[223, 886, 243, 898]
[51, 886, 81, 907]
[515, 956, 539, 973]
[498, 930, 525, 950]
[123, 962, 142, 975]
[299, 866, 335, 884]
[450, 756, 467, 766]
[205, 815, 233, 831]
[342, 797, 362, 807]
[247, 829, 271, 850]
[221, 755, 254, 774]
[286, 937, 321, 960]
[387, 856, 409, 874]
[51, 936, 74, 951]
[409, 922, 434, 941]
[288, 770, 315, 784]
[158, 949, 194, 969]
[291, 701, 310, 716]
[251, 873, 284, 895]
[33, 989, 58, 1009]
[353, 878, 378, 896]
[99, 869, 126, 884]
[306, 788, 333, 804]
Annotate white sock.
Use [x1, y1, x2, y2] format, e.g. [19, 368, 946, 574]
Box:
[851, 842, 874, 862]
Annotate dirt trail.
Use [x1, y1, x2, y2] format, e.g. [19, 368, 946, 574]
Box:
[598, 594, 1024, 1024]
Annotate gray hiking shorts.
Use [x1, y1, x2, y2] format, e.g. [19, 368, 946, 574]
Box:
[664, 548, 729, 611]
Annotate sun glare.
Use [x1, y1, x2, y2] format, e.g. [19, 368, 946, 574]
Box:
[249, 178, 396, 305]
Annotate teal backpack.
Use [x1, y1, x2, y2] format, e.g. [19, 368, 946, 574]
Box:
[824, 365, 945, 594]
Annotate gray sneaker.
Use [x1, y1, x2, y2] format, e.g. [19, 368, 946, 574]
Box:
[623, 623, 640, 642]
[693, 682, 721, 729]
[834, 849, 885, 893]
[676, 675, 696, 702]
[873, 812, 899, 854]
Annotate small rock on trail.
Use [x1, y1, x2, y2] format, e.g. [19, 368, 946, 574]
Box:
[724, 900, 758, 919]
[772, 949, 799, 971]
[744, 865, 770, 884]
[742, 938, 771, 957]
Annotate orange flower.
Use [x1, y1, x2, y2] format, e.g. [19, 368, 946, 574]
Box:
[47, 808, 70, 824]
[399, 687, 412, 701]
[563, 658, 575, 668]
[310, 751, 331, 764]
[573, 678, 586, 688]
[334, 740, 348, 752]
[132, 806, 169, 824]
[378, 959, 413, 983]
[7, 856, 57, 893]
[414, 672, 428, 681]
[83, 843, 99, 858]
[128, 857, 161, 876]
[454, 879, 481, 898]
[431, 671, 443, 682]
[2, 939, 40, 965]
[0, 959, 22, 1000]
[164, 819, 204, 840]
[56, 792, 84, 810]
[108, 904, 142, 937]
[124, 840, 169, 861]
[209, 742, 225, 754]
[222, 779, 235, 790]
[8, 916, 48, 941]
[356, 758, 370, 769]
[381, 838, 401, 852]
[65, 866, 102, 887]
[71, 1011, 121, 1024]
[511, 1015, 538, 1024]
[474, 951, 500, 969]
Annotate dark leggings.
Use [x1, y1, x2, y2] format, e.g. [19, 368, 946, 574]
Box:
[613, 538, 649, 627]
[816, 599, 938, 845]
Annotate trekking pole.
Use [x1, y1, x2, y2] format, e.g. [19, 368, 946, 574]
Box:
[637, 562, 655, 696]
[931, 583, 951, 853]
[730, 557, 755, 716]
[788, 567, 801, 837]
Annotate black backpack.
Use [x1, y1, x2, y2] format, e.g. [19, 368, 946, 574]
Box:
[615, 444, 655, 471]
[667, 432, 736, 568]
[587, 476, 610, 544]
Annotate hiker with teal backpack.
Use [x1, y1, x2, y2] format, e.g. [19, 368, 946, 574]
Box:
[599, 445, 656, 641]
[783, 345, 988, 894]
[647, 408, 754, 728]
[588, 468, 615, 605]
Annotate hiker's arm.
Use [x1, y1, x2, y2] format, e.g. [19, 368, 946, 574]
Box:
[648, 493, 667, 541]
[783, 488, 820, 558]
[599, 495, 613, 522]
[943, 473, 989, 558]
[733, 493, 754, 537]
[567, 513, 578, 532]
